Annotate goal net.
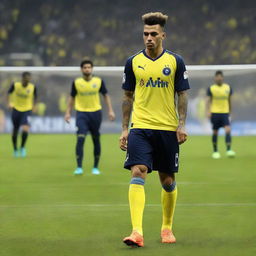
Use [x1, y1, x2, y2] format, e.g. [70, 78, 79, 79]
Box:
[0, 65, 255, 135]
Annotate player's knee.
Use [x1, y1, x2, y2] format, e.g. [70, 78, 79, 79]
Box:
[225, 126, 231, 133]
[22, 125, 29, 132]
[92, 134, 100, 141]
[131, 165, 148, 178]
[213, 130, 218, 135]
[159, 172, 175, 184]
[77, 134, 85, 144]
[162, 181, 177, 192]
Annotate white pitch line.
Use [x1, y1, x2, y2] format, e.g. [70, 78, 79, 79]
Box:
[0, 203, 255, 209]
[0, 181, 218, 187]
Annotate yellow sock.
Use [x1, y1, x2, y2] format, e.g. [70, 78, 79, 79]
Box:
[161, 187, 177, 231]
[129, 183, 145, 235]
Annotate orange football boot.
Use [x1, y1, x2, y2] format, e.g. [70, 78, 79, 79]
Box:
[161, 229, 176, 243]
[123, 231, 144, 247]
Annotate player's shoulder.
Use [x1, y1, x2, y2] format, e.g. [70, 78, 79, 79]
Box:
[29, 82, 35, 88]
[91, 76, 102, 82]
[223, 83, 231, 88]
[74, 77, 83, 83]
[126, 50, 144, 63]
[165, 50, 185, 63]
[14, 81, 21, 86]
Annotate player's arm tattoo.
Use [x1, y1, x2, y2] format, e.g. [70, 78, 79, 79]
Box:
[122, 90, 134, 130]
[177, 90, 188, 126]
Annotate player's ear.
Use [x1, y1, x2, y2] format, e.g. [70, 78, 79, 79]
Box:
[162, 32, 166, 40]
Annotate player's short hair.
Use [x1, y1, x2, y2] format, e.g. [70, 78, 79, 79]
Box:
[142, 12, 168, 28]
[80, 59, 93, 68]
[215, 70, 224, 76]
[22, 72, 31, 78]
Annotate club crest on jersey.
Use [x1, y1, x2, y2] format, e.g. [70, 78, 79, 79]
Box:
[162, 67, 171, 76]
[92, 84, 97, 88]
[146, 77, 168, 88]
[26, 89, 30, 94]
[139, 79, 145, 86]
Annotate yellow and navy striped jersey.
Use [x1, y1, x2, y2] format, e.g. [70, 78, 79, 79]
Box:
[122, 49, 190, 131]
[71, 76, 107, 112]
[8, 82, 37, 112]
[207, 83, 232, 113]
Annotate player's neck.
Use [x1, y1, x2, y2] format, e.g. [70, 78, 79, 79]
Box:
[83, 75, 92, 81]
[145, 47, 164, 60]
[22, 82, 28, 87]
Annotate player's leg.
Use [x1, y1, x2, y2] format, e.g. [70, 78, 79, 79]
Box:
[224, 124, 235, 157]
[20, 125, 29, 157]
[154, 130, 178, 243]
[11, 109, 20, 157]
[123, 129, 153, 247]
[211, 114, 221, 159]
[123, 164, 147, 247]
[19, 111, 31, 157]
[159, 172, 177, 243]
[212, 129, 221, 158]
[74, 112, 88, 174]
[89, 110, 102, 175]
[91, 134, 101, 174]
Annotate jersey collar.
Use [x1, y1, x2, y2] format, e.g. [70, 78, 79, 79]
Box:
[142, 49, 166, 61]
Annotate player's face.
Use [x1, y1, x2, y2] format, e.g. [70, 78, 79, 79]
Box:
[215, 74, 224, 85]
[143, 25, 165, 50]
[81, 64, 93, 76]
[22, 75, 31, 85]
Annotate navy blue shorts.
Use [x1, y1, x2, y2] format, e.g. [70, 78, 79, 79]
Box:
[211, 113, 230, 130]
[124, 129, 179, 174]
[11, 108, 31, 129]
[76, 110, 102, 135]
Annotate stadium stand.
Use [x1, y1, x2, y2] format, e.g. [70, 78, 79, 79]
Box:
[0, 0, 255, 66]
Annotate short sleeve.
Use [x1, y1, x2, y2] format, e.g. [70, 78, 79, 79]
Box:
[207, 87, 212, 96]
[122, 57, 136, 91]
[8, 83, 15, 94]
[34, 86, 37, 99]
[70, 81, 77, 97]
[174, 55, 190, 92]
[99, 80, 108, 95]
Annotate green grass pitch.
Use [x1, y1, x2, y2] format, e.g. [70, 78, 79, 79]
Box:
[1, 134, 256, 256]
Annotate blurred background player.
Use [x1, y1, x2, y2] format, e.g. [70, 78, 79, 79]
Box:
[119, 12, 190, 247]
[206, 70, 236, 159]
[7, 72, 37, 157]
[65, 60, 115, 175]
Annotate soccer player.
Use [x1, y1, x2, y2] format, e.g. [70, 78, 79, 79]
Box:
[7, 72, 37, 157]
[206, 70, 236, 159]
[119, 12, 190, 247]
[65, 59, 115, 175]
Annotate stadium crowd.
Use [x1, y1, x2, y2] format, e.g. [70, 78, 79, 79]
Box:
[0, 0, 255, 66]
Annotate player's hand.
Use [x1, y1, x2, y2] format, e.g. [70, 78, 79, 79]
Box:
[176, 125, 188, 145]
[32, 105, 37, 113]
[119, 129, 128, 151]
[108, 110, 116, 121]
[65, 113, 71, 123]
[8, 103, 13, 109]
